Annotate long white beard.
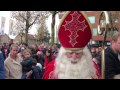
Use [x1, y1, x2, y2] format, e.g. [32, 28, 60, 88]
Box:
[54, 47, 96, 79]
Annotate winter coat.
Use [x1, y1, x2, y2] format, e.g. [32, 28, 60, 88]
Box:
[4, 54, 23, 79]
[31, 66, 42, 79]
[21, 57, 34, 73]
[0, 51, 5, 79]
[104, 47, 120, 79]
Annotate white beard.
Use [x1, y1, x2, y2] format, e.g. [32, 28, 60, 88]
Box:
[54, 47, 96, 79]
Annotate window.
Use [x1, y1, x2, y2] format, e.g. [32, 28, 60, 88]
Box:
[88, 16, 95, 24]
[93, 28, 97, 36]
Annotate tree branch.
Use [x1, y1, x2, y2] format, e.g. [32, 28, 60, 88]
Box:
[29, 15, 39, 27]
[19, 13, 27, 21]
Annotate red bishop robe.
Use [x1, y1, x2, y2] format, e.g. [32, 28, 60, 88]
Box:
[42, 60, 101, 79]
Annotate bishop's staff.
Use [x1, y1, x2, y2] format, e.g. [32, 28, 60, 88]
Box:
[97, 11, 110, 79]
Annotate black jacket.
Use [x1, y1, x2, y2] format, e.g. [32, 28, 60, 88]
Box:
[31, 66, 42, 79]
[32, 54, 44, 67]
[105, 47, 120, 79]
[21, 57, 34, 72]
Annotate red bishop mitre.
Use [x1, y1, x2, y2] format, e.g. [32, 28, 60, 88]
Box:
[58, 11, 92, 50]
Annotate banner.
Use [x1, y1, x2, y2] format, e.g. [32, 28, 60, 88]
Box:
[9, 19, 13, 35]
[1, 17, 6, 34]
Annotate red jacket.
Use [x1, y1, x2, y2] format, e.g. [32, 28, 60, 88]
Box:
[44, 55, 55, 69]
[42, 60, 55, 79]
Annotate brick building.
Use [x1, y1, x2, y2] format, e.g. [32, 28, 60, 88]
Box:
[85, 11, 120, 46]
[0, 34, 10, 43]
[14, 33, 36, 45]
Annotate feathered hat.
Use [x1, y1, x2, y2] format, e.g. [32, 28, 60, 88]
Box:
[58, 11, 92, 51]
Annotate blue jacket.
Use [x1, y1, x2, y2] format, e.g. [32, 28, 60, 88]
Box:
[0, 51, 5, 79]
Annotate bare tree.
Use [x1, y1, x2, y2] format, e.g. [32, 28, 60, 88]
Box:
[11, 11, 50, 44]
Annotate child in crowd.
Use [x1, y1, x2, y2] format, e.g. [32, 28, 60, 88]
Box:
[21, 49, 34, 79]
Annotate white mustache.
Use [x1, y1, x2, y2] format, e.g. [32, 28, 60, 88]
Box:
[69, 58, 80, 63]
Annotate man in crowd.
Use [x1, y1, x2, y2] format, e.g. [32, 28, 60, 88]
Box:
[105, 32, 120, 79]
[42, 11, 101, 79]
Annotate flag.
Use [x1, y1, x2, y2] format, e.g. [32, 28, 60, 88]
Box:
[9, 19, 13, 35]
[1, 17, 6, 34]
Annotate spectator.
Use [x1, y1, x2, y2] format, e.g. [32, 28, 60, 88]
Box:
[4, 44, 23, 79]
[21, 49, 34, 79]
[44, 49, 55, 69]
[0, 47, 5, 79]
[31, 59, 42, 79]
[36, 50, 45, 67]
[104, 32, 120, 79]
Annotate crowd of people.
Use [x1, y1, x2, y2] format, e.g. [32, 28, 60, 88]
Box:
[0, 35, 118, 79]
[0, 42, 61, 79]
